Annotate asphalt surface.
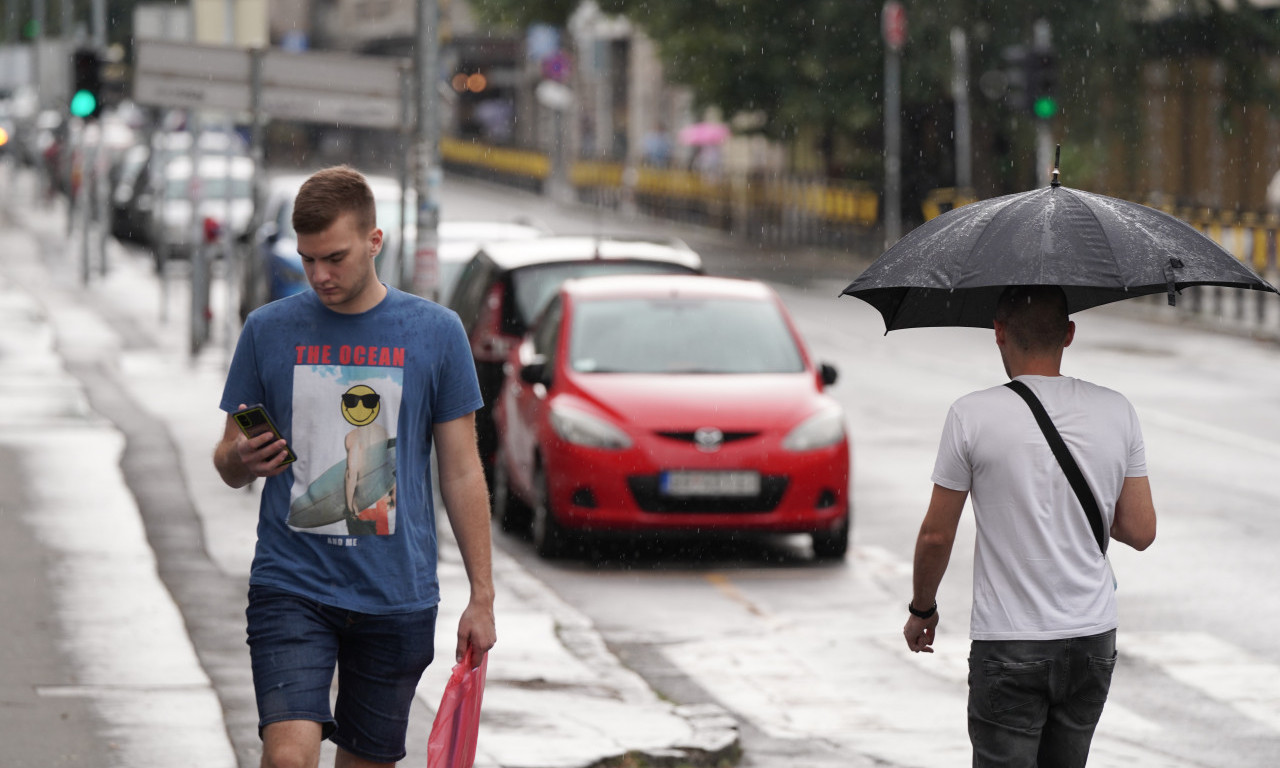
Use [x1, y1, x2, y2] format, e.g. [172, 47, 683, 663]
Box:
[3, 158, 1279, 768]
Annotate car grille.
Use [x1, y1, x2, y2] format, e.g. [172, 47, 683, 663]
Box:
[627, 475, 788, 513]
[655, 430, 758, 445]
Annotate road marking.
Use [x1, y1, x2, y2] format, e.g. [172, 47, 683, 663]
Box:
[705, 573, 769, 617]
[1122, 631, 1280, 732]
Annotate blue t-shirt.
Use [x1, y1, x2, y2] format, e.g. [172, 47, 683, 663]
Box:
[220, 286, 483, 614]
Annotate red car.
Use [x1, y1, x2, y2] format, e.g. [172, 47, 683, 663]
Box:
[492, 274, 850, 560]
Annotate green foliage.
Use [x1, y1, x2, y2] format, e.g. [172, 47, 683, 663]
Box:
[456, 0, 1280, 193]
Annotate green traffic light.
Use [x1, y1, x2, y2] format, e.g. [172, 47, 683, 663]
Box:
[70, 89, 97, 118]
[1033, 95, 1057, 120]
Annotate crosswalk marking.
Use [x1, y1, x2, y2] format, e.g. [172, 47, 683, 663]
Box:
[1121, 631, 1280, 732]
[661, 553, 1279, 767]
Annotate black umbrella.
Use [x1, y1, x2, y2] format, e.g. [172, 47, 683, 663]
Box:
[842, 169, 1278, 332]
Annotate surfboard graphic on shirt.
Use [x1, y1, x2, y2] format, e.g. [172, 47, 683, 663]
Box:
[287, 361, 403, 537]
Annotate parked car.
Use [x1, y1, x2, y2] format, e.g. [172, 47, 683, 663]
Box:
[153, 153, 255, 265]
[436, 219, 551, 305]
[109, 143, 151, 242]
[448, 236, 705, 481]
[141, 129, 249, 254]
[492, 273, 849, 560]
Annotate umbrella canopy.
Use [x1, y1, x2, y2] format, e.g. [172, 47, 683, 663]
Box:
[842, 183, 1278, 332]
[678, 121, 731, 147]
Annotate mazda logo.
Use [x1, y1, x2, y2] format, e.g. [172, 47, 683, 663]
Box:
[694, 427, 724, 451]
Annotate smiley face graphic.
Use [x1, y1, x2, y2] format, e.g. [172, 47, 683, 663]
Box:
[341, 385, 382, 426]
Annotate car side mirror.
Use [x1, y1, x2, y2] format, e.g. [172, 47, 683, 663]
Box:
[820, 362, 839, 388]
[258, 221, 279, 245]
[520, 358, 550, 387]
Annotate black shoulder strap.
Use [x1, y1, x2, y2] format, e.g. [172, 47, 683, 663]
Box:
[1004, 380, 1108, 555]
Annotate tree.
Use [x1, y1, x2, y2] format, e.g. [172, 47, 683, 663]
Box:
[470, 0, 1280, 202]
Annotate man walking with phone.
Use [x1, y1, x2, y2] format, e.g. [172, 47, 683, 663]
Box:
[214, 165, 495, 767]
[903, 285, 1157, 767]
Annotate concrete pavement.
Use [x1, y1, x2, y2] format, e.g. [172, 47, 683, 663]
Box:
[0, 162, 737, 767]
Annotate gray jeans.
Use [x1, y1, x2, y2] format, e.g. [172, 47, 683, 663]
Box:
[967, 629, 1118, 768]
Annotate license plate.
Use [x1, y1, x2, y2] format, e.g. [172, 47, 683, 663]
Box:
[660, 470, 761, 497]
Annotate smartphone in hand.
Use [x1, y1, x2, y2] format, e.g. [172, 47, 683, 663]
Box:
[234, 404, 296, 465]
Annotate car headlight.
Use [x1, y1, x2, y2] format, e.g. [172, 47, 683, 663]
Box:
[550, 406, 632, 450]
[782, 406, 846, 451]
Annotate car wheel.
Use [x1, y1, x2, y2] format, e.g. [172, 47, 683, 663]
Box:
[492, 448, 532, 533]
[812, 512, 850, 561]
[532, 468, 572, 559]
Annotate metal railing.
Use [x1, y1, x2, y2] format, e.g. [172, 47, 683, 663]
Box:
[441, 138, 880, 252]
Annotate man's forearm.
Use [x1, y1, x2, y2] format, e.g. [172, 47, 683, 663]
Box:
[441, 472, 495, 601]
[911, 534, 953, 609]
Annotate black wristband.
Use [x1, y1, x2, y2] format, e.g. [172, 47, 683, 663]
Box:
[908, 601, 937, 620]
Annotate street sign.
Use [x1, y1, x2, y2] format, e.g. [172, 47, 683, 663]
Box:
[134, 41, 252, 112]
[260, 49, 404, 129]
[133, 41, 407, 129]
[883, 2, 907, 52]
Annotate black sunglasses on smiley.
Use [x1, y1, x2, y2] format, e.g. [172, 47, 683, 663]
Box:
[343, 393, 381, 409]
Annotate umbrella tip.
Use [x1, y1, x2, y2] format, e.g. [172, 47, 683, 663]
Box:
[1050, 145, 1061, 188]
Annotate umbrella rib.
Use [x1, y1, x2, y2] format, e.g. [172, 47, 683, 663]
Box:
[1073, 190, 1134, 293]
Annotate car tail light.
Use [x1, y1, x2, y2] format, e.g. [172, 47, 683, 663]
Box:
[471, 283, 514, 362]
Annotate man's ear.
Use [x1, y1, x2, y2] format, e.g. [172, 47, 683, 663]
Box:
[1063, 320, 1076, 349]
[369, 227, 384, 256]
[993, 319, 1007, 348]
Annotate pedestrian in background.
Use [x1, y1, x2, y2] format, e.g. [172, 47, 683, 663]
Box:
[903, 285, 1156, 767]
[213, 165, 496, 767]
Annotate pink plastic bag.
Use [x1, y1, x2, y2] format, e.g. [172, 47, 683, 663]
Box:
[427, 647, 488, 768]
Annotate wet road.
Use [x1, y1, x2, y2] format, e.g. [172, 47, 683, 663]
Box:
[447, 179, 1280, 767]
[6, 162, 1280, 767]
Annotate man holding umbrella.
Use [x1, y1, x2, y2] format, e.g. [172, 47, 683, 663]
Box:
[902, 285, 1156, 767]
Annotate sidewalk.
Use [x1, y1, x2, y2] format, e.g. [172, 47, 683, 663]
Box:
[0, 163, 738, 768]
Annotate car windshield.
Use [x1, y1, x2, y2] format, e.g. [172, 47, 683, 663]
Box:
[512, 261, 697, 326]
[166, 174, 252, 199]
[569, 297, 805, 374]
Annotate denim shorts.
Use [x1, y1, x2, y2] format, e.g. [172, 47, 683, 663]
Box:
[967, 629, 1117, 768]
[245, 585, 438, 763]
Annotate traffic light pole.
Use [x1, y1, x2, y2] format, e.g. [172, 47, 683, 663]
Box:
[1032, 20, 1054, 183]
[412, 0, 442, 301]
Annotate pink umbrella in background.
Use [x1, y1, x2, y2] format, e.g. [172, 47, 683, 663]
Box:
[678, 121, 731, 146]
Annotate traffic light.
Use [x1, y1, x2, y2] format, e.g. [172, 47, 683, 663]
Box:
[70, 48, 102, 119]
[1028, 49, 1057, 120]
[1000, 45, 1030, 112]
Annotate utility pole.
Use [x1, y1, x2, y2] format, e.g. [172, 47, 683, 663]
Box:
[950, 27, 972, 193]
[1031, 19, 1054, 185]
[882, 2, 906, 248]
[412, 0, 442, 301]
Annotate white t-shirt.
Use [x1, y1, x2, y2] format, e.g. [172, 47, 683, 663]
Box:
[932, 375, 1147, 641]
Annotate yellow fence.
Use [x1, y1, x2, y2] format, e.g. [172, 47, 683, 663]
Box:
[441, 138, 551, 181]
[442, 138, 1280, 274]
[442, 139, 880, 243]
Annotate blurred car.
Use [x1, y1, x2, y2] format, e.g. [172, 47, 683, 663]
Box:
[436, 219, 551, 304]
[0, 118, 12, 157]
[154, 153, 255, 264]
[448, 236, 705, 482]
[492, 274, 849, 560]
[109, 143, 151, 242]
[141, 129, 249, 253]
